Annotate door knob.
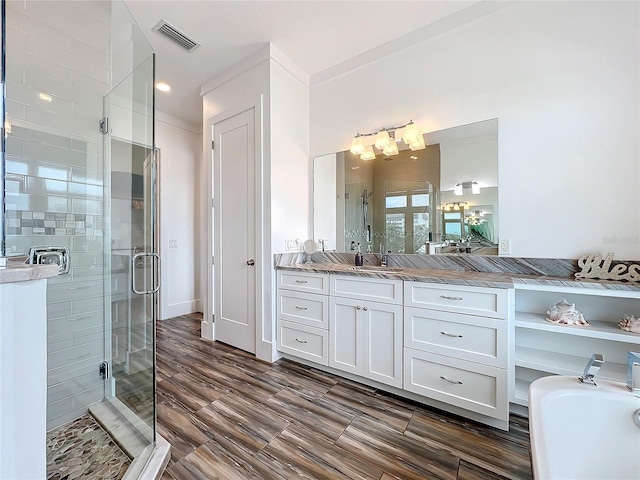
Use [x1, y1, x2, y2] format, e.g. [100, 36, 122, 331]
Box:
[246, 259, 255, 266]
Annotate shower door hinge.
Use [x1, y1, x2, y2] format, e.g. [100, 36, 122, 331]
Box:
[99, 117, 109, 135]
[211, 140, 214, 149]
[212, 256, 214, 265]
[99, 361, 110, 379]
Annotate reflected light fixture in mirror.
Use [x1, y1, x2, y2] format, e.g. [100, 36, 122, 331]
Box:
[455, 181, 481, 196]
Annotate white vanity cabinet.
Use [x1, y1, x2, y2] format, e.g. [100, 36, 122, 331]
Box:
[512, 283, 640, 407]
[403, 281, 511, 421]
[329, 296, 403, 388]
[329, 275, 403, 388]
[276, 271, 330, 365]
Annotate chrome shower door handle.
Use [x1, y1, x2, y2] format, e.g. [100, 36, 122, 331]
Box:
[132, 252, 160, 295]
[246, 259, 255, 266]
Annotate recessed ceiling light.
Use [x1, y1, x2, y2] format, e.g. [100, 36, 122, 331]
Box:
[38, 92, 53, 102]
[156, 82, 171, 92]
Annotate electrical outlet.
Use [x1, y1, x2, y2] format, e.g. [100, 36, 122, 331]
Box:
[499, 238, 511, 255]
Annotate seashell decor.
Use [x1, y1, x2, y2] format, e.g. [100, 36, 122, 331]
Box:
[546, 299, 589, 326]
[618, 314, 640, 334]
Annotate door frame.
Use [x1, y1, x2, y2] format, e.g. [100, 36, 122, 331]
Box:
[203, 95, 265, 358]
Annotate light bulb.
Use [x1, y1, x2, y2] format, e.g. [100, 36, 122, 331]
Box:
[383, 139, 399, 156]
[360, 146, 376, 161]
[350, 135, 365, 155]
[375, 130, 390, 150]
[402, 122, 420, 145]
[409, 134, 425, 151]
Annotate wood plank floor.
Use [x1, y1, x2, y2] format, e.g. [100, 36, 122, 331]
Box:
[158, 314, 532, 480]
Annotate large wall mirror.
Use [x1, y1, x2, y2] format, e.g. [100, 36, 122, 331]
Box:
[313, 118, 498, 255]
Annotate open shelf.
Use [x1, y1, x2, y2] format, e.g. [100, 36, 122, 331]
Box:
[514, 282, 640, 299]
[515, 346, 626, 383]
[515, 311, 640, 344]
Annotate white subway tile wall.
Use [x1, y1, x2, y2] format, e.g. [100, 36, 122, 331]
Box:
[5, 1, 111, 430]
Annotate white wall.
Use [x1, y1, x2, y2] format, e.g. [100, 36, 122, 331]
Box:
[310, 1, 640, 259]
[156, 112, 202, 319]
[201, 44, 310, 359]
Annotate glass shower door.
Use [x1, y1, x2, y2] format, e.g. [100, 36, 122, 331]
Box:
[103, 53, 156, 447]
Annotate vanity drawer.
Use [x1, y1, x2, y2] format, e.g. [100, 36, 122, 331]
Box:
[278, 271, 329, 294]
[278, 290, 328, 329]
[404, 281, 508, 319]
[404, 307, 507, 368]
[330, 275, 403, 305]
[403, 348, 508, 420]
[277, 320, 328, 365]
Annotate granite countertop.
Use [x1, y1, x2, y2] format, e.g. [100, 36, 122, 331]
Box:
[276, 262, 640, 292]
[0, 257, 60, 284]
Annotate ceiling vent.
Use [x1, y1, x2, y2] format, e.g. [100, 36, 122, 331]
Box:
[152, 19, 200, 53]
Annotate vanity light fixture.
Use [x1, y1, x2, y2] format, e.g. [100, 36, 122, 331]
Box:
[454, 181, 481, 195]
[349, 119, 425, 160]
[444, 202, 468, 211]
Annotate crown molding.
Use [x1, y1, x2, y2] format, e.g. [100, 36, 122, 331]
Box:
[311, 1, 513, 87]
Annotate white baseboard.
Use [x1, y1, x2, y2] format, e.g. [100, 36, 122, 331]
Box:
[160, 300, 198, 320]
[200, 319, 214, 340]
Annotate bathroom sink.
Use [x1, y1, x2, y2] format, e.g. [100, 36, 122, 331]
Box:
[348, 266, 403, 273]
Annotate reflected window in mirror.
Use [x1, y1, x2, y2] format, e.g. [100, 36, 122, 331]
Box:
[313, 118, 498, 255]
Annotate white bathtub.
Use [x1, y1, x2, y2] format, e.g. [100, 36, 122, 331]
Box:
[529, 375, 640, 480]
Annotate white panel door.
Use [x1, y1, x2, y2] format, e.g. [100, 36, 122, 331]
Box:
[329, 297, 362, 375]
[213, 109, 256, 353]
[363, 301, 403, 388]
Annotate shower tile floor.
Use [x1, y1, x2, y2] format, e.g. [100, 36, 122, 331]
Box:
[46, 414, 131, 480]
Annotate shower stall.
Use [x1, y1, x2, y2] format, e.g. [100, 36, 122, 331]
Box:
[1, 0, 161, 475]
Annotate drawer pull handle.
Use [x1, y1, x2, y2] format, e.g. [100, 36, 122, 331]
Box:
[295, 338, 308, 344]
[440, 295, 463, 301]
[295, 280, 308, 284]
[440, 331, 463, 338]
[440, 376, 463, 385]
[295, 305, 308, 310]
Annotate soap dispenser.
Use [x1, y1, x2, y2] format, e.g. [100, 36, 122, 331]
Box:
[355, 243, 363, 266]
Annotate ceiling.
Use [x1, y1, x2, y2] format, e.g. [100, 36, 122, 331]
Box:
[123, 1, 481, 127]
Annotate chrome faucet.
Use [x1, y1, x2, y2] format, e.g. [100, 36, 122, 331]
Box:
[579, 353, 605, 386]
[627, 351, 640, 395]
[380, 244, 387, 266]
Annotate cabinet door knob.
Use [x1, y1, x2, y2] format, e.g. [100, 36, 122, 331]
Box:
[363, 306, 368, 311]
[246, 259, 255, 266]
[356, 306, 362, 310]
